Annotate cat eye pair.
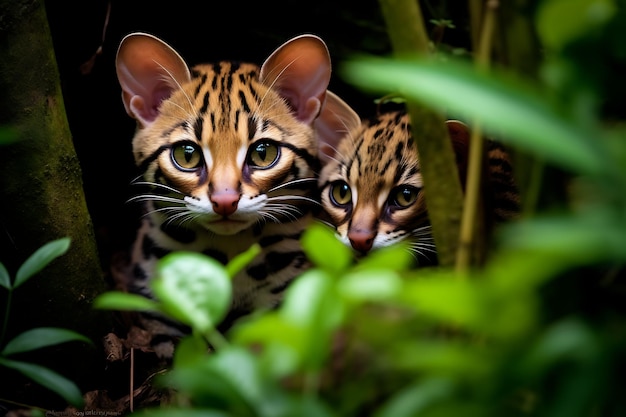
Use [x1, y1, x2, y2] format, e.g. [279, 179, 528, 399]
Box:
[170, 140, 281, 172]
[329, 181, 419, 209]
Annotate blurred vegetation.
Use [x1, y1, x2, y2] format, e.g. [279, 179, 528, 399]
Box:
[93, 0, 626, 415]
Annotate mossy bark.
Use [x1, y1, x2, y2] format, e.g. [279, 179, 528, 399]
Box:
[0, 0, 112, 408]
[377, 0, 465, 267]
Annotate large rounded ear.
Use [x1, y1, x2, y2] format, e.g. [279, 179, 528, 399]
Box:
[446, 119, 471, 189]
[115, 32, 191, 127]
[260, 34, 331, 125]
[315, 91, 361, 165]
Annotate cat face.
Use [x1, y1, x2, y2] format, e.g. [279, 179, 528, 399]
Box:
[115, 33, 347, 236]
[319, 109, 470, 262]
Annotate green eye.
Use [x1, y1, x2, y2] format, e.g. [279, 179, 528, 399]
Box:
[249, 141, 279, 168]
[392, 186, 419, 207]
[172, 143, 202, 170]
[330, 181, 352, 206]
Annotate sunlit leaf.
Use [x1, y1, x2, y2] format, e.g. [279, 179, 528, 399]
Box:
[0, 357, 83, 407]
[537, 0, 616, 50]
[93, 291, 160, 312]
[14, 237, 71, 289]
[338, 269, 402, 303]
[302, 223, 352, 274]
[1, 327, 91, 356]
[0, 262, 10, 290]
[341, 56, 608, 177]
[354, 242, 414, 272]
[153, 252, 232, 334]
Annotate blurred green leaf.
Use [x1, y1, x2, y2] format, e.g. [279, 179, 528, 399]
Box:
[341, 56, 608, 177]
[280, 269, 345, 370]
[226, 243, 261, 278]
[0, 262, 9, 290]
[375, 377, 455, 417]
[302, 223, 352, 274]
[14, 237, 70, 289]
[353, 242, 414, 272]
[173, 335, 210, 369]
[153, 252, 232, 334]
[338, 269, 402, 303]
[1, 327, 91, 356]
[0, 126, 18, 145]
[0, 357, 83, 407]
[93, 291, 160, 312]
[537, 0, 616, 50]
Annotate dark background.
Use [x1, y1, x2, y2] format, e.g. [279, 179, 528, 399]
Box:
[43, 0, 472, 273]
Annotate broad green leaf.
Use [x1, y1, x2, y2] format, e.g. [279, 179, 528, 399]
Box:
[302, 223, 352, 274]
[0, 357, 83, 407]
[537, 0, 616, 50]
[226, 244, 261, 278]
[153, 252, 232, 334]
[14, 237, 71, 289]
[93, 291, 160, 312]
[0, 262, 10, 289]
[1, 327, 91, 356]
[341, 57, 608, 177]
[337, 269, 402, 303]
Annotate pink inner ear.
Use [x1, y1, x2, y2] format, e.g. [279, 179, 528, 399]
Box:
[315, 91, 361, 164]
[115, 33, 191, 127]
[260, 35, 331, 125]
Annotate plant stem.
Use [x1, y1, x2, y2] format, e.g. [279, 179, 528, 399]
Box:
[456, 0, 498, 272]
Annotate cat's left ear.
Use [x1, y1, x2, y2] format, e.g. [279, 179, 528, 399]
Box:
[116, 32, 191, 127]
[260, 34, 331, 125]
[315, 91, 361, 165]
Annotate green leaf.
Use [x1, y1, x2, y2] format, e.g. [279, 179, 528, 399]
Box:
[153, 252, 232, 334]
[173, 335, 210, 368]
[0, 262, 10, 289]
[341, 56, 608, 177]
[14, 237, 71, 289]
[0, 357, 84, 407]
[537, 0, 616, 50]
[302, 223, 352, 274]
[1, 327, 91, 356]
[375, 378, 454, 417]
[226, 244, 261, 278]
[93, 291, 160, 312]
[337, 269, 402, 303]
[354, 242, 414, 271]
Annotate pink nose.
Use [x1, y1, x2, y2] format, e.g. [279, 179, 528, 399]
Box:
[348, 229, 375, 253]
[210, 192, 239, 216]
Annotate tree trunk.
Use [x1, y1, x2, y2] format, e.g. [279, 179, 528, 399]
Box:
[0, 0, 112, 409]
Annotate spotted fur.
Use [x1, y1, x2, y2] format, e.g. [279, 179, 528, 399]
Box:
[318, 104, 520, 264]
[115, 32, 346, 356]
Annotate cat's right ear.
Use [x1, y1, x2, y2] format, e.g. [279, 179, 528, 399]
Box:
[115, 32, 191, 127]
[315, 91, 361, 165]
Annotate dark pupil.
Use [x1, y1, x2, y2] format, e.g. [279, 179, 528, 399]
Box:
[255, 143, 267, 161]
[401, 189, 412, 202]
[338, 184, 349, 199]
[183, 145, 195, 163]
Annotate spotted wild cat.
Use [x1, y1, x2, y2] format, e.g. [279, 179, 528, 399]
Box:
[318, 101, 520, 264]
[115, 32, 350, 356]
